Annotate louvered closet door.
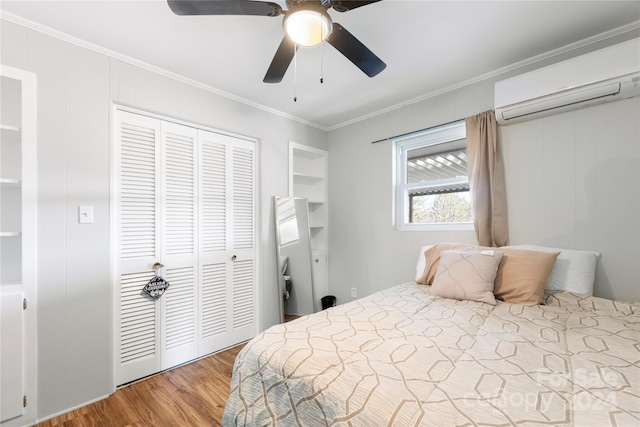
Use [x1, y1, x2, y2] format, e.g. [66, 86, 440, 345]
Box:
[115, 111, 162, 384]
[116, 114, 200, 383]
[199, 131, 256, 354]
[160, 122, 199, 369]
[229, 140, 256, 339]
[116, 111, 256, 384]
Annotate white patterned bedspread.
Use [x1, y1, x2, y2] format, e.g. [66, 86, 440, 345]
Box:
[222, 283, 640, 426]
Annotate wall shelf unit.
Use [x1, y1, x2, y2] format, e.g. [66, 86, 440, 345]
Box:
[0, 232, 22, 237]
[293, 173, 324, 185]
[289, 142, 328, 312]
[0, 124, 20, 131]
[1, 65, 37, 427]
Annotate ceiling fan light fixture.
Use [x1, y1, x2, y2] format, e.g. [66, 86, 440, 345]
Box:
[284, 9, 332, 47]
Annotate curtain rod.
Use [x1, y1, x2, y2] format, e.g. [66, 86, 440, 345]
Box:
[370, 118, 465, 144]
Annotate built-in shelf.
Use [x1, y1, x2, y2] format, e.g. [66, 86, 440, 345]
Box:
[0, 283, 24, 299]
[1, 125, 21, 145]
[2, 64, 38, 425]
[0, 232, 22, 237]
[289, 142, 328, 312]
[0, 178, 21, 187]
[0, 124, 20, 132]
[293, 147, 325, 160]
[293, 172, 324, 184]
[0, 280, 22, 287]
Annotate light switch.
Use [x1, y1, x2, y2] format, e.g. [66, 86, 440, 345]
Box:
[78, 205, 94, 224]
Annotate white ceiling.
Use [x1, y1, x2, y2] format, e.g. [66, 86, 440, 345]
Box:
[1, 1, 639, 129]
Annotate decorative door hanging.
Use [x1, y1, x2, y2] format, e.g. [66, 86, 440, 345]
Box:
[144, 262, 170, 299]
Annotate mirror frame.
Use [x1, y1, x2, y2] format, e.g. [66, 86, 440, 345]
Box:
[273, 196, 315, 323]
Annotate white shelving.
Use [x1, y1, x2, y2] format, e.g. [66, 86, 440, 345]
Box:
[1, 78, 24, 284]
[1, 65, 37, 426]
[289, 142, 328, 311]
[0, 281, 23, 297]
[293, 172, 324, 185]
[0, 124, 20, 132]
[0, 232, 21, 237]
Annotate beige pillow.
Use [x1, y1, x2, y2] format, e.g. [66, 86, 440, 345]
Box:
[493, 249, 560, 305]
[431, 250, 503, 305]
[417, 243, 560, 305]
[417, 243, 478, 285]
[414, 245, 433, 281]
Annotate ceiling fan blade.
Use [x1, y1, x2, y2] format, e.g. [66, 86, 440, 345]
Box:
[263, 36, 297, 83]
[330, 0, 381, 12]
[327, 23, 386, 77]
[168, 0, 282, 16]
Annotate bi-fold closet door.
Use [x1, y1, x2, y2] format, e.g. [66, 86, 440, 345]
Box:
[114, 110, 256, 386]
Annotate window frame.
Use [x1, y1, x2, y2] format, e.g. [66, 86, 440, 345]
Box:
[393, 120, 474, 231]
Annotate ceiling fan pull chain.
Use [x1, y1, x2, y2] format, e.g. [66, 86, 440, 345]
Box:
[320, 41, 324, 84]
[320, 14, 325, 84]
[294, 42, 298, 102]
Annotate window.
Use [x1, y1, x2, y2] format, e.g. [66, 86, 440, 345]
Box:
[394, 121, 473, 230]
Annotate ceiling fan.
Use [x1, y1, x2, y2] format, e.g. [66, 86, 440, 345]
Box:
[167, 0, 386, 83]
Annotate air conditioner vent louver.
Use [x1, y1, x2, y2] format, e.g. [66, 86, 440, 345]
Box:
[495, 38, 640, 125]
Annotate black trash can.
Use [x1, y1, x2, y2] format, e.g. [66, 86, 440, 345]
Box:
[321, 295, 336, 310]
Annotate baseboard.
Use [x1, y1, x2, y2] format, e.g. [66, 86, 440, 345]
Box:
[35, 394, 110, 424]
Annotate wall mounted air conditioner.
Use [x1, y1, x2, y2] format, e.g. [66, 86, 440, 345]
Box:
[495, 38, 640, 125]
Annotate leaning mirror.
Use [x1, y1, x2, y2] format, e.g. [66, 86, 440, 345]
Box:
[273, 196, 315, 322]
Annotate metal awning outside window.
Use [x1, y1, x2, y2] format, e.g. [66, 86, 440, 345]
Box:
[406, 140, 468, 195]
[408, 179, 469, 196]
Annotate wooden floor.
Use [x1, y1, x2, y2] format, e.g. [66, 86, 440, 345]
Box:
[284, 314, 301, 322]
[36, 343, 245, 427]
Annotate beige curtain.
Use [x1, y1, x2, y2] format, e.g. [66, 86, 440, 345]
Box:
[466, 110, 508, 247]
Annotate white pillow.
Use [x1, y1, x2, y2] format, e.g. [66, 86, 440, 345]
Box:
[415, 245, 432, 281]
[508, 244, 600, 297]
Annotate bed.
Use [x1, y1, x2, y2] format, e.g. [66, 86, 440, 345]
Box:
[222, 244, 640, 426]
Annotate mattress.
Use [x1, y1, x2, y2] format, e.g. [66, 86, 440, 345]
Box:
[222, 283, 639, 426]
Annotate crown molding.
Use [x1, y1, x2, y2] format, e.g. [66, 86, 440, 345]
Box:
[0, 11, 327, 131]
[2, 10, 638, 133]
[326, 20, 640, 131]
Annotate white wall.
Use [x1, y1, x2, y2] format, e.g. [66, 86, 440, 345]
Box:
[327, 33, 640, 305]
[502, 98, 640, 301]
[1, 18, 326, 422]
[326, 87, 481, 306]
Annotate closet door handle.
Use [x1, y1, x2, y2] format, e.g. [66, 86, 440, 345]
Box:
[231, 255, 237, 261]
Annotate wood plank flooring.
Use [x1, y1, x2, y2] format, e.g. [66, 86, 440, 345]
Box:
[284, 314, 301, 322]
[36, 343, 245, 427]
